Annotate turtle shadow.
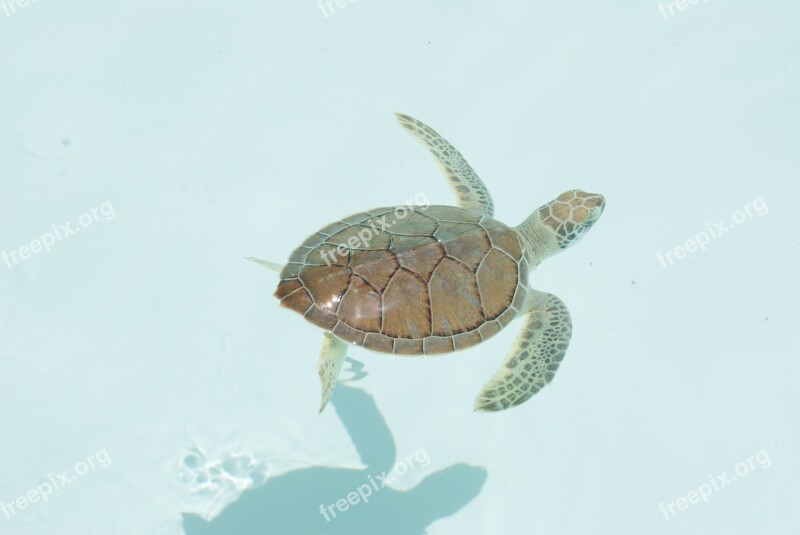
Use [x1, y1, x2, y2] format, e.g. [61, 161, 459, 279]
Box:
[181, 380, 487, 535]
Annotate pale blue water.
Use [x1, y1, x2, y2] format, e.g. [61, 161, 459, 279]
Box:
[1, 2, 798, 534]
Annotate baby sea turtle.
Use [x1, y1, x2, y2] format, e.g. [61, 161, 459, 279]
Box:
[250, 113, 605, 412]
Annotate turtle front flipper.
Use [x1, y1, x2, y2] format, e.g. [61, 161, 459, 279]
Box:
[395, 113, 494, 217]
[474, 290, 572, 411]
[318, 332, 348, 413]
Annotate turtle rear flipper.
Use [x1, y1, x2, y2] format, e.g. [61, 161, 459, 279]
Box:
[318, 332, 348, 413]
[474, 290, 572, 411]
[246, 257, 283, 272]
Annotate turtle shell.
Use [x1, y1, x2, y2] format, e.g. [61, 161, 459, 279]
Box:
[274, 205, 529, 355]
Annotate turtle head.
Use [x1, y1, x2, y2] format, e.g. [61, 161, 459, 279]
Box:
[516, 190, 605, 265]
[540, 190, 605, 249]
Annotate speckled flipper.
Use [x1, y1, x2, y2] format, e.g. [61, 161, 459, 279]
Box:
[318, 332, 348, 413]
[396, 113, 494, 217]
[474, 290, 572, 411]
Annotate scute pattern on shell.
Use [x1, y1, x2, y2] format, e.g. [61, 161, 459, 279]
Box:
[275, 205, 529, 355]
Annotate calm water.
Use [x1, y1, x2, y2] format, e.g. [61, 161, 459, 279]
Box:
[1, 2, 798, 534]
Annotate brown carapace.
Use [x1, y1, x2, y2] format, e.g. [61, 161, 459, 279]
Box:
[274, 205, 529, 356]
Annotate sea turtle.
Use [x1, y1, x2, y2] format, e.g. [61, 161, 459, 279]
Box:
[250, 113, 605, 412]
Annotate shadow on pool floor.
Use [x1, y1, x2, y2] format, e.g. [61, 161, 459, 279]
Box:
[182, 367, 487, 535]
